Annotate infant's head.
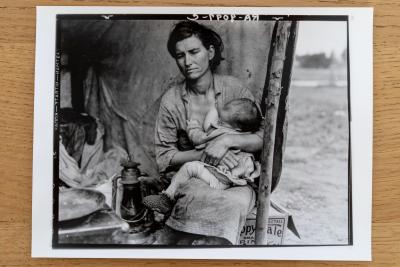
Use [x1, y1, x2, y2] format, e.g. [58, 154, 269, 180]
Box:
[219, 98, 262, 132]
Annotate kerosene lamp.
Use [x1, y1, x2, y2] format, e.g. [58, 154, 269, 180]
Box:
[111, 155, 153, 244]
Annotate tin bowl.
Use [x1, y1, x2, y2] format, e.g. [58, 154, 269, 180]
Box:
[59, 188, 106, 221]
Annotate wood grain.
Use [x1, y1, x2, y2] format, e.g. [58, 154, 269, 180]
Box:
[0, 1, 399, 266]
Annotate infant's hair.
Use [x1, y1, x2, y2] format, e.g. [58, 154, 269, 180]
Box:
[223, 98, 262, 132]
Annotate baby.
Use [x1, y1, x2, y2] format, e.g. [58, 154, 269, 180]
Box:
[143, 98, 262, 214]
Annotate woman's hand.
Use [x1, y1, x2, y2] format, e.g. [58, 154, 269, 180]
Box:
[220, 150, 239, 169]
[201, 135, 231, 166]
[170, 149, 204, 166]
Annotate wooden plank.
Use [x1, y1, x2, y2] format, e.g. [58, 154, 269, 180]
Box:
[271, 21, 298, 192]
[260, 21, 299, 192]
[255, 21, 292, 245]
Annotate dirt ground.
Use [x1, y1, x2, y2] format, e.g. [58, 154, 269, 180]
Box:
[274, 68, 350, 245]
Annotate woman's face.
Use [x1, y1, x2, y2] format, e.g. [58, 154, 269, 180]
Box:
[175, 35, 215, 80]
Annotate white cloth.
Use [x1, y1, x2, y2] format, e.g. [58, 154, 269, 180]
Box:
[59, 126, 127, 205]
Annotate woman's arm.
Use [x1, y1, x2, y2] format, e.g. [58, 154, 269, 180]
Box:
[170, 149, 203, 166]
[202, 133, 262, 166]
[155, 97, 206, 172]
[226, 133, 263, 152]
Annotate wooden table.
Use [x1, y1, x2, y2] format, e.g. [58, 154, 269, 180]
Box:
[0, 1, 399, 266]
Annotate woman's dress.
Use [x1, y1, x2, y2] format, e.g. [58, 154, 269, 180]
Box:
[155, 74, 262, 244]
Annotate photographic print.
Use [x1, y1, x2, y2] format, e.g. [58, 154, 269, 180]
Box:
[32, 7, 373, 260]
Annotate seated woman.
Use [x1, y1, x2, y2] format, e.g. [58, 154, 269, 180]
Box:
[144, 98, 262, 214]
[152, 21, 263, 245]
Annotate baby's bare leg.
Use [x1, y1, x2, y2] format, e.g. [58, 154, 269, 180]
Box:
[198, 168, 230, 190]
[164, 161, 204, 199]
[180, 162, 230, 190]
[164, 161, 230, 199]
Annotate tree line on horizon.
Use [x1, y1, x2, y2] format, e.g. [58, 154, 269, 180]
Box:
[296, 48, 347, 69]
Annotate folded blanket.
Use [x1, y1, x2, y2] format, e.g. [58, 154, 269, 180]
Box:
[166, 179, 256, 245]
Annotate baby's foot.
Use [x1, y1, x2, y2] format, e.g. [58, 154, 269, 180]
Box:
[143, 193, 173, 214]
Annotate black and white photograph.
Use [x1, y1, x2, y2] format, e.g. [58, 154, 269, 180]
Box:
[32, 6, 373, 260]
[55, 14, 350, 247]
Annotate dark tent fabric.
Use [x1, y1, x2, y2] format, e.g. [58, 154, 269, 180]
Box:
[60, 19, 274, 176]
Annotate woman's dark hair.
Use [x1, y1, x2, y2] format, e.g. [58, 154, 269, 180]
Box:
[167, 21, 224, 72]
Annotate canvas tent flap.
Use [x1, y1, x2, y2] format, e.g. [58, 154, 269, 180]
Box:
[60, 19, 275, 174]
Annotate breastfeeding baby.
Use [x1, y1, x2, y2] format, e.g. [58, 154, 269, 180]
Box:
[143, 98, 262, 214]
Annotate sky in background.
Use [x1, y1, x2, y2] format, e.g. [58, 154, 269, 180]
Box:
[295, 21, 347, 57]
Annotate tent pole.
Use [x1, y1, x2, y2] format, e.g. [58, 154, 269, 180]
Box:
[255, 21, 295, 245]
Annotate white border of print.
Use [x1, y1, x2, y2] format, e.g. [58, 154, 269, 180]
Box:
[32, 6, 373, 261]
